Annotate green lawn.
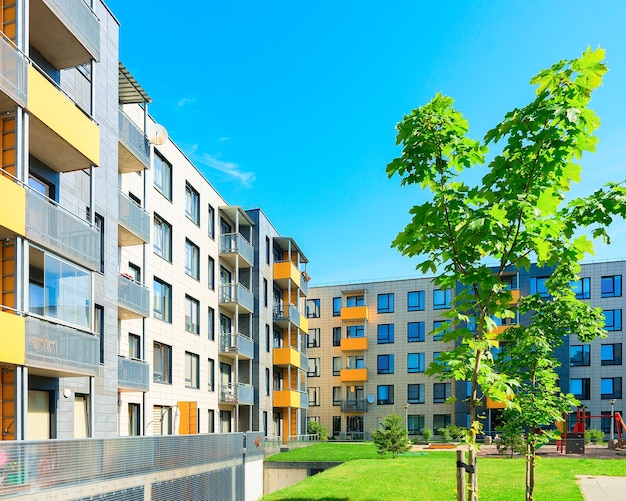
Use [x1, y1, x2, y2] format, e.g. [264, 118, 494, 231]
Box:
[262, 444, 626, 501]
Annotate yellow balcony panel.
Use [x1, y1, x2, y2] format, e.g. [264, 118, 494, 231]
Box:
[0, 174, 25, 238]
[28, 66, 100, 172]
[299, 315, 308, 333]
[340, 368, 368, 382]
[510, 289, 520, 304]
[0, 310, 25, 365]
[340, 337, 368, 351]
[486, 396, 506, 409]
[491, 324, 518, 336]
[273, 346, 299, 367]
[340, 305, 368, 322]
[273, 389, 300, 408]
[273, 261, 300, 289]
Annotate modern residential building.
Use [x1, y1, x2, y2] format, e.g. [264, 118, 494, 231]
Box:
[306, 260, 625, 439]
[0, 0, 309, 444]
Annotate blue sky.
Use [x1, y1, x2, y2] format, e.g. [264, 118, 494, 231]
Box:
[106, 1, 626, 285]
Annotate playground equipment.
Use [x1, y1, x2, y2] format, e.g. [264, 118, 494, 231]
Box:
[557, 407, 626, 453]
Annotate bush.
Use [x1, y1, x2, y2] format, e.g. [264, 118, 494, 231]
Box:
[421, 427, 433, 442]
[371, 414, 411, 458]
[307, 420, 329, 441]
[585, 428, 605, 444]
[438, 426, 453, 442]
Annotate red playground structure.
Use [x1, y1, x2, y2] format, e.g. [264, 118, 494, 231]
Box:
[557, 407, 626, 453]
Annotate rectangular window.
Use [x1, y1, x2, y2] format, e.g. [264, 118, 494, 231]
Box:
[408, 322, 425, 342]
[307, 299, 320, 318]
[333, 356, 341, 376]
[208, 307, 215, 341]
[433, 320, 449, 341]
[408, 291, 425, 311]
[153, 278, 172, 322]
[129, 333, 141, 359]
[604, 309, 622, 331]
[185, 239, 200, 279]
[263, 279, 268, 308]
[530, 276, 550, 298]
[408, 414, 425, 435]
[602, 275, 622, 298]
[570, 345, 590, 367]
[333, 297, 341, 317]
[377, 385, 394, 405]
[433, 414, 451, 430]
[96, 304, 104, 364]
[208, 256, 215, 290]
[408, 383, 425, 404]
[377, 324, 394, 344]
[153, 214, 172, 261]
[153, 342, 172, 383]
[346, 355, 364, 369]
[346, 295, 364, 307]
[433, 289, 451, 309]
[208, 409, 215, 433]
[208, 204, 215, 239]
[265, 237, 270, 264]
[571, 277, 591, 299]
[308, 328, 320, 348]
[128, 403, 140, 436]
[601, 411, 612, 434]
[346, 325, 364, 338]
[185, 182, 200, 225]
[601, 377, 622, 399]
[185, 295, 200, 334]
[154, 151, 172, 200]
[377, 354, 394, 374]
[265, 368, 270, 396]
[333, 387, 341, 406]
[185, 352, 199, 388]
[433, 383, 451, 403]
[570, 378, 591, 400]
[601, 343, 622, 366]
[377, 293, 394, 313]
[408, 353, 425, 373]
[265, 324, 270, 352]
[333, 327, 341, 346]
[208, 358, 215, 391]
[308, 358, 320, 377]
[308, 387, 320, 406]
[94, 213, 104, 273]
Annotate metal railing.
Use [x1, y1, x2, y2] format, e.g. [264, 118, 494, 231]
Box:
[340, 399, 368, 412]
[219, 232, 254, 265]
[45, 0, 100, 61]
[118, 109, 150, 168]
[263, 434, 319, 457]
[0, 34, 27, 108]
[118, 191, 150, 242]
[219, 283, 254, 313]
[237, 383, 254, 405]
[219, 332, 254, 359]
[118, 274, 150, 317]
[117, 355, 149, 392]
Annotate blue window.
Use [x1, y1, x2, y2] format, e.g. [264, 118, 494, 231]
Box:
[346, 325, 364, 338]
[346, 295, 364, 307]
[433, 320, 449, 341]
[333, 297, 341, 316]
[602, 275, 622, 298]
[307, 299, 320, 318]
[377, 385, 394, 405]
[433, 289, 451, 309]
[571, 277, 591, 299]
[407, 353, 425, 373]
[407, 384, 424, 404]
[604, 310, 622, 331]
[570, 378, 590, 400]
[601, 344, 622, 366]
[601, 377, 622, 399]
[377, 324, 394, 344]
[408, 322, 425, 342]
[530, 277, 550, 298]
[433, 383, 451, 403]
[570, 345, 590, 367]
[408, 291, 425, 311]
[378, 293, 394, 313]
[377, 354, 394, 374]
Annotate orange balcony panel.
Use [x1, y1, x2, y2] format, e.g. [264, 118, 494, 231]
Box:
[340, 368, 368, 382]
[273, 346, 299, 367]
[510, 289, 520, 304]
[299, 315, 308, 333]
[273, 261, 300, 287]
[274, 389, 300, 408]
[486, 396, 506, 409]
[340, 306, 368, 322]
[340, 337, 368, 351]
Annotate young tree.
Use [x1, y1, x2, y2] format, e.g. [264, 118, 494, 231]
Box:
[371, 414, 411, 458]
[307, 419, 329, 441]
[387, 48, 623, 500]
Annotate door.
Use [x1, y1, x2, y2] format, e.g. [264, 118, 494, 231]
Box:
[28, 390, 52, 440]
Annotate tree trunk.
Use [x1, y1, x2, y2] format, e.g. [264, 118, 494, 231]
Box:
[526, 441, 535, 501]
[457, 450, 467, 501]
[468, 448, 478, 501]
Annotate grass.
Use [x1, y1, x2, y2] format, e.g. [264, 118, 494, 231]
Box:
[265, 442, 383, 462]
[262, 444, 626, 501]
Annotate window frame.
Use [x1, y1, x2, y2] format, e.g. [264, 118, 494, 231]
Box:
[377, 323, 395, 344]
[570, 378, 591, 400]
[184, 295, 200, 334]
[601, 377, 622, 400]
[407, 352, 425, 373]
[185, 239, 200, 280]
[601, 343, 622, 366]
[604, 309, 622, 331]
[153, 214, 172, 262]
[185, 351, 200, 389]
[408, 321, 425, 342]
[307, 299, 321, 318]
[407, 383, 425, 404]
[377, 293, 394, 313]
[153, 341, 172, 383]
[377, 384, 394, 405]
[377, 354, 394, 375]
[601, 275, 622, 298]
[332, 297, 341, 317]
[569, 345, 590, 367]
[407, 291, 425, 312]
[153, 150, 172, 201]
[153, 277, 172, 323]
[433, 289, 451, 309]
[433, 382, 451, 403]
[308, 328, 321, 348]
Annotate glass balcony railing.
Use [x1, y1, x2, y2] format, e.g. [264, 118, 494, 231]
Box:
[118, 356, 149, 392]
[118, 191, 150, 245]
[300, 391, 309, 409]
[118, 275, 150, 318]
[219, 283, 254, 313]
[26, 191, 101, 271]
[219, 232, 254, 267]
[44, 0, 100, 63]
[0, 35, 27, 110]
[219, 384, 238, 404]
[118, 109, 150, 171]
[237, 383, 254, 405]
[340, 399, 368, 412]
[220, 332, 254, 359]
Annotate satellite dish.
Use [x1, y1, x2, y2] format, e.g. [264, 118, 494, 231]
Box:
[367, 394, 375, 404]
[148, 122, 168, 145]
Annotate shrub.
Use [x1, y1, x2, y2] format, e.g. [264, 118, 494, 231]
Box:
[585, 428, 605, 444]
[438, 426, 453, 442]
[421, 427, 433, 442]
[307, 420, 329, 441]
[371, 414, 411, 458]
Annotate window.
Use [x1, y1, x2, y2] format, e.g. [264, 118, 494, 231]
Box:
[346, 355, 364, 369]
[408, 415, 425, 435]
[208, 307, 215, 341]
[208, 256, 215, 290]
[185, 295, 200, 334]
[308, 328, 320, 348]
[308, 387, 320, 406]
[184, 239, 200, 279]
[265, 237, 270, 264]
[153, 342, 172, 383]
[601, 378, 622, 399]
[530, 276, 550, 298]
[263, 279, 268, 307]
[570, 378, 591, 400]
[185, 352, 199, 388]
[333, 357, 341, 376]
[377, 385, 394, 405]
[571, 277, 591, 299]
[265, 324, 270, 352]
[153, 278, 172, 322]
[332, 416, 341, 436]
[333, 327, 341, 346]
[601, 344, 622, 366]
[601, 411, 612, 434]
[602, 275, 622, 298]
[154, 151, 172, 200]
[128, 262, 141, 282]
[377, 354, 394, 374]
[570, 345, 590, 367]
[185, 182, 200, 225]
[408, 322, 425, 342]
[433, 383, 451, 403]
[208, 204, 215, 239]
[208, 358, 215, 391]
[433, 289, 451, 309]
[153, 214, 172, 261]
[346, 295, 364, 307]
[95, 304, 104, 364]
[308, 358, 320, 377]
[408, 353, 425, 373]
[128, 403, 140, 436]
[377, 293, 394, 313]
[433, 320, 449, 341]
[433, 414, 451, 430]
[94, 213, 104, 273]
[333, 297, 341, 317]
[265, 368, 270, 396]
[273, 329, 283, 348]
[208, 409, 215, 433]
[604, 309, 622, 331]
[129, 333, 141, 360]
[307, 299, 320, 318]
[377, 324, 394, 344]
[333, 387, 341, 406]
[408, 384, 425, 404]
[346, 325, 364, 338]
[408, 291, 425, 311]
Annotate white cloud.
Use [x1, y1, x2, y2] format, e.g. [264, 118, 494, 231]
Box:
[218, 137, 231, 143]
[198, 153, 255, 187]
[177, 97, 194, 108]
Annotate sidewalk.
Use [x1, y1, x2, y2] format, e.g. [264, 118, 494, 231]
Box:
[577, 475, 626, 501]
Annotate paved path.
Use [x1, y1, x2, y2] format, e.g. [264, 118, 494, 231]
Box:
[577, 475, 626, 500]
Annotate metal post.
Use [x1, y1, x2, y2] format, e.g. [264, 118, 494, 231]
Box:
[610, 399, 616, 440]
[404, 403, 409, 431]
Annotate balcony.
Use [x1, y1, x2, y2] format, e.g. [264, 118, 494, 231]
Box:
[340, 305, 368, 322]
[340, 399, 368, 413]
[25, 316, 98, 377]
[118, 109, 150, 172]
[28, 66, 100, 172]
[26, 190, 101, 271]
[118, 191, 150, 246]
[0, 174, 25, 239]
[273, 260, 304, 291]
[118, 356, 149, 392]
[273, 346, 304, 369]
[237, 383, 254, 406]
[219, 384, 238, 405]
[0, 35, 27, 111]
[219, 233, 254, 268]
[219, 283, 254, 314]
[300, 391, 309, 409]
[486, 396, 506, 409]
[340, 337, 368, 352]
[0, 310, 25, 365]
[273, 304, 303, 330]
[118, 275, 150, 319]
[340, 368, 368, 382]
[30, 0, 100, 69]
[219, 332, 254, 359]
[273, 389, 302, 408]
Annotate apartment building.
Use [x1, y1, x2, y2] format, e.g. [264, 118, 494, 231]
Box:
[0, 0, 309, 443]
[307, 261, 626, 439]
